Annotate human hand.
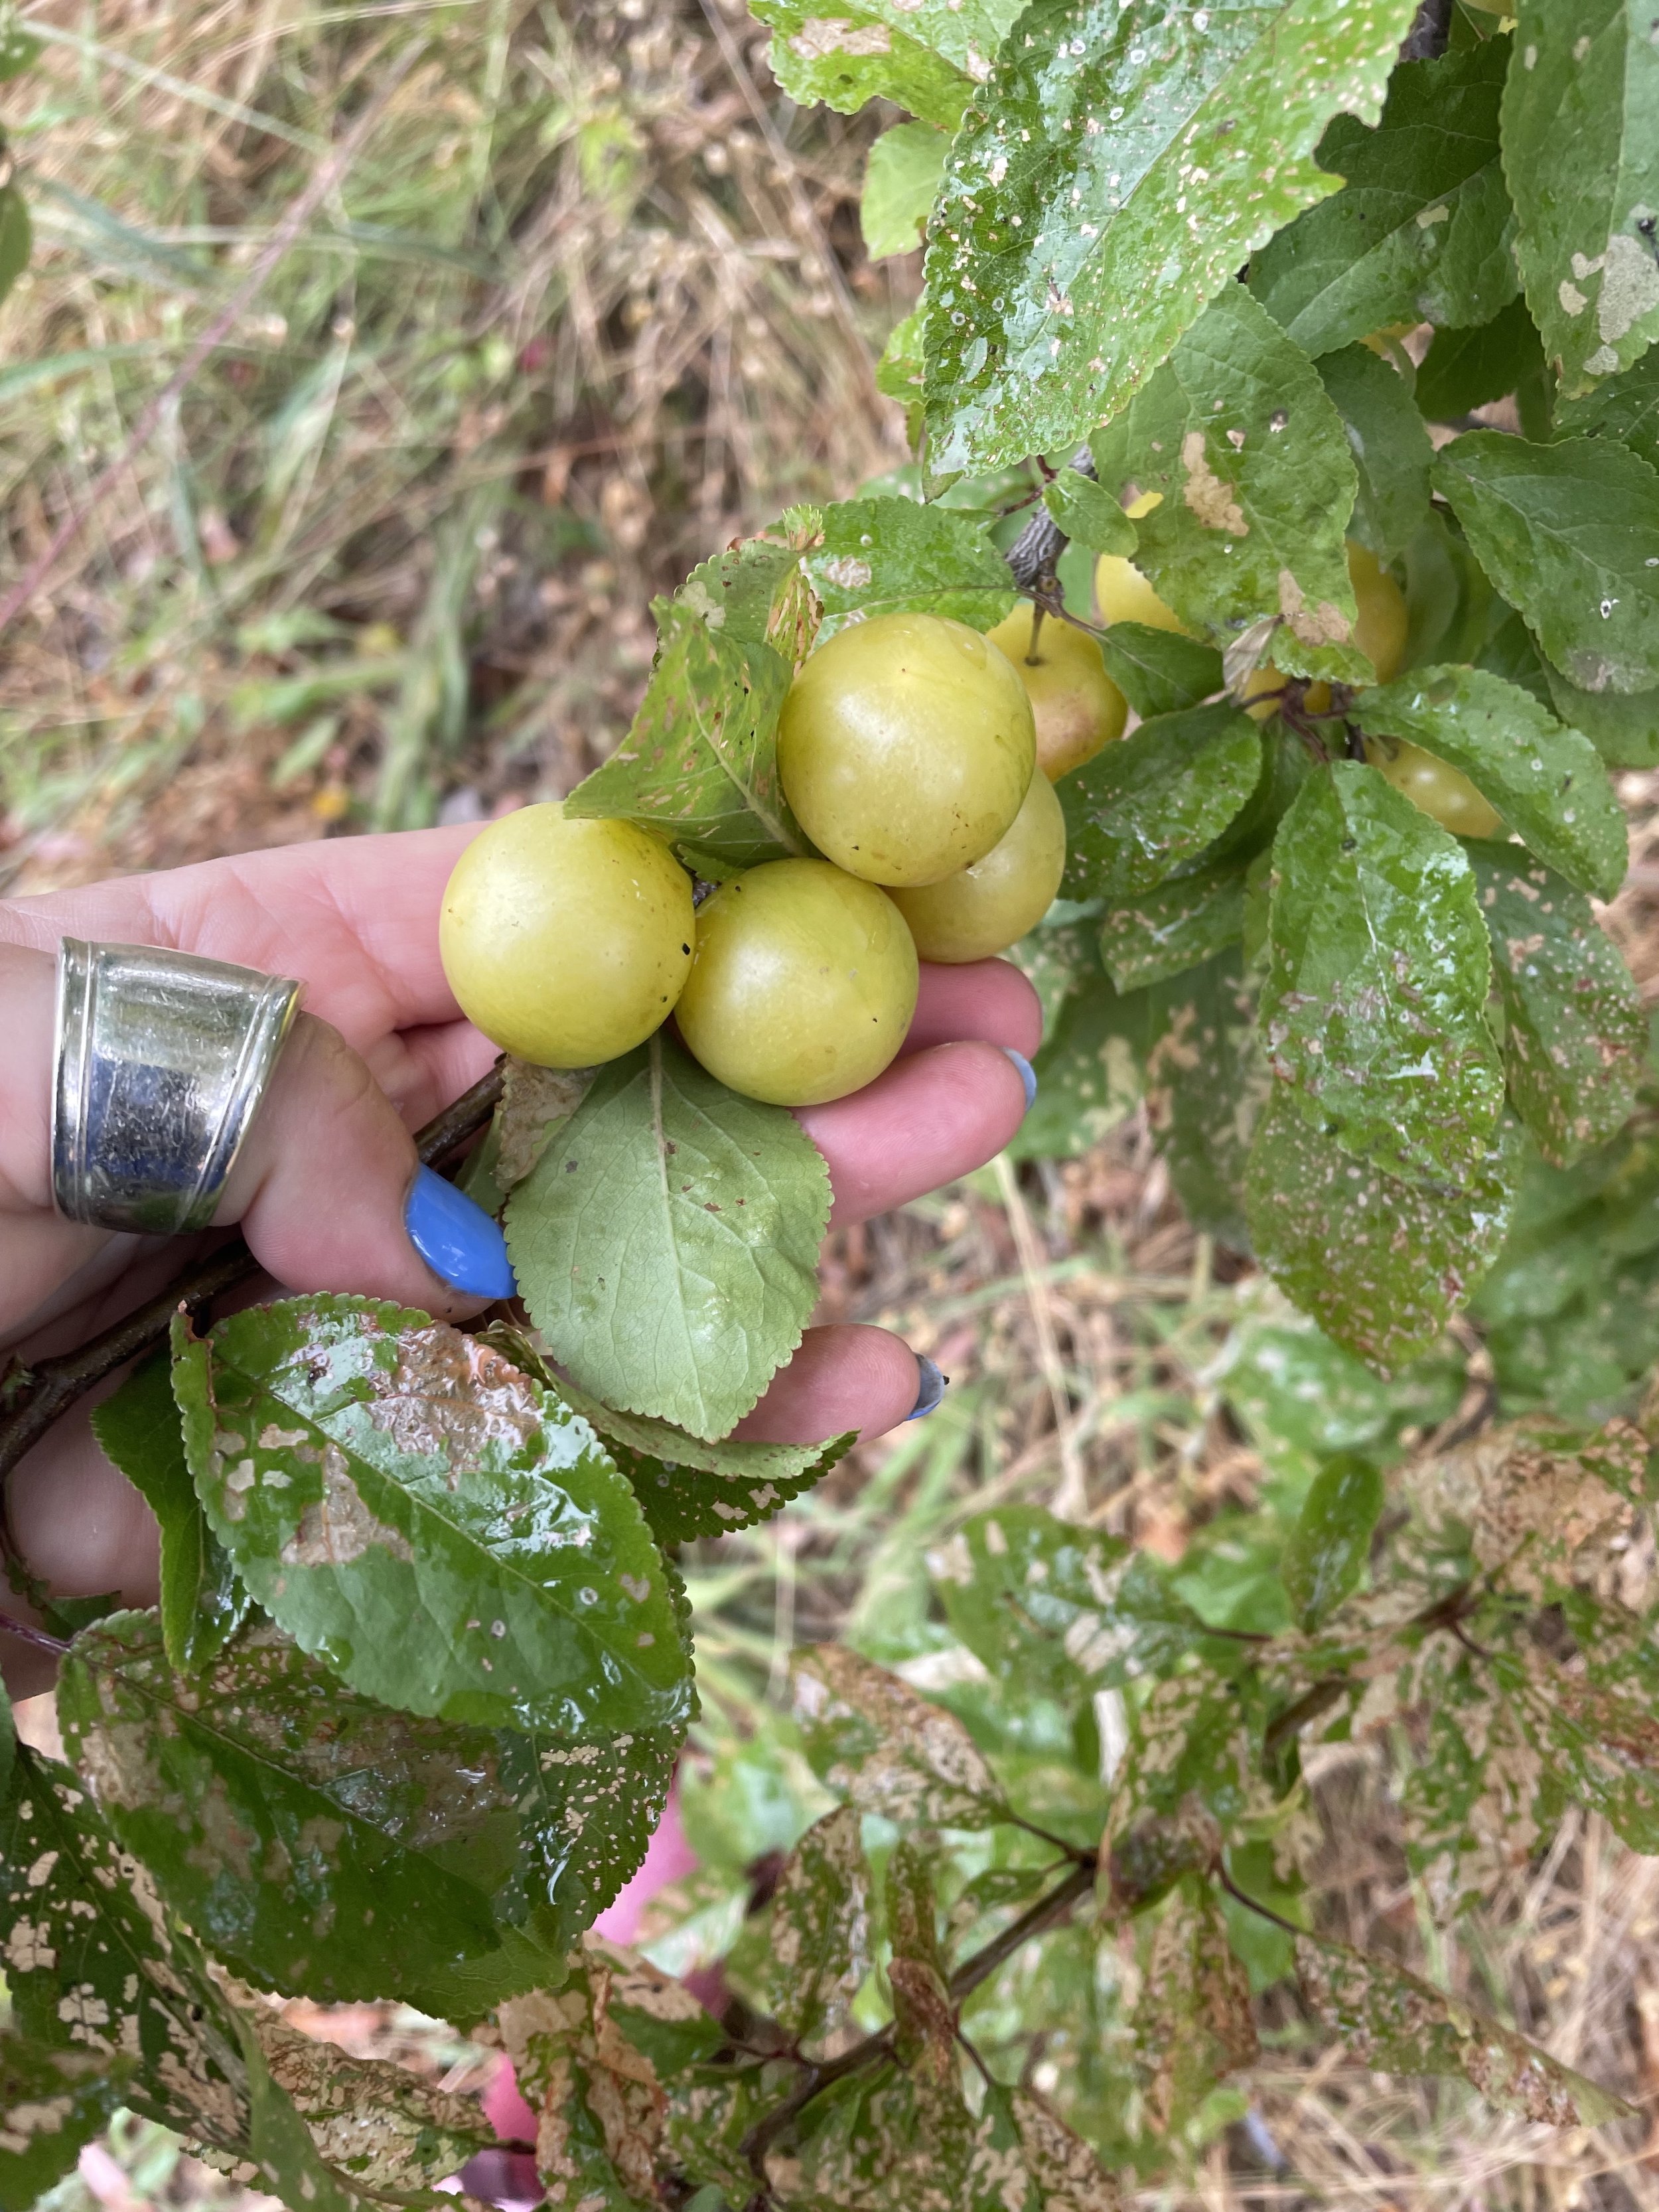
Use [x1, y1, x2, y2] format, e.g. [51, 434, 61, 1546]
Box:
[0, 826, 1039, 1677]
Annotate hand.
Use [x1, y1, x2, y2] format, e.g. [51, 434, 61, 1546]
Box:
[0, 826, 1039, 1683]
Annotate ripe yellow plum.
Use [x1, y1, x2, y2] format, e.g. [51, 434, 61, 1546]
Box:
[1366, 737, 1504, 838]
[777, 612, 1035, 887]
[1349, 542, 1408, 685]
[1094, 554, 1190, 635]
[674, 858, 919, 1107]
[985, 601, 1128, 780]
[440, 803, 695, 1067]
[890, 771, 1067, 963]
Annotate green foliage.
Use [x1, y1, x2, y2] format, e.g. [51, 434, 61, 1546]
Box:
[1281, 1454, 1384, 1630]
[861, 122, 948, 259]
[1041, 472, 1137, 558]
[1096, 625, 1225, 720]
[0, 2035, 129, 2211]
[748, 0, 1023, 129]
[1314, 342, 1435, 560]
[804, 496, 1017, 636]
[1060, 705, 1262, 901]
[1414, 299, 1546, 422]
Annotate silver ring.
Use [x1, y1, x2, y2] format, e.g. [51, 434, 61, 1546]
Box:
[52, 939, 303, 1236]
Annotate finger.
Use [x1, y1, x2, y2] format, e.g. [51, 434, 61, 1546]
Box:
[800, 1039, 1029, 1228]
[223, 1012, 510, 1317]
[731, 1322, 926, 1443]
[904, 957, 1043, 1058]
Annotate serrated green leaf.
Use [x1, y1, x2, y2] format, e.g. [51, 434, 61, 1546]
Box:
[1042, 471, 1136, 557]
[1098, 860, 1246, 993]
[1354, 666, 1628, 899]
[0, 2034, 129, 2212]
[1250, 39, 1517, 356]
[1060, 703, 1263, 901]
[748, 0, 1023, 129]
[792, 1642, 1012, 1828]
[1261, 762, 1504, 1183]
[56, 1609, 506, 2001]
[1468, 844, 1646, 1167]
[506, 1033, 831, 1442]
[1296, 1932, 1632, 2124]
[1145, 948, 1269, 1248]
[563, 599, 802, 869]
[1477, 605, 1554, 705]
[1503, 0, 1659, 396]
[92, 1353, 247, 1671]
[805, 496, 1016, 638]
[1315, 344, 1435, 562]
[765, 1804, 872, 2045]
[1133, 1883, 1258, 2132]
[0, 187, 29, 314]
[1542, 660, 1659, 770]
[862, 123, 947, 259]
[1281, 1455, 1384, 1631]
[1218, 1308, 1463, 1487]
[173, 1297, 691, 1737]
[1431, 431, 1659, 696]
[1097, 623, 1225, 719]
[1090, 288, 1366, 685]
[1555, 347, 1659, 470]
[922, 0, 1417, 473]
[1246, 1090, 1522, 1373]
[1414, 297, 1546, 421]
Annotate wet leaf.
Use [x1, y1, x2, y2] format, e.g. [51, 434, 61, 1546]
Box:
[92, 1353, 248, 1672]
[1555, 346, 1659, 472]
[1059, 703, 1263, 901]
[1099, 860, 1247, 994]
[1354, 668, 1627, 901]
[173, 1297, 692, 1739]
[1042, 471, 1136, 558]
[1468, 845, 1645, 1167]
[1314, 344, 1435, 563]
[0, 2033, 129, 2212]
[805, 496, 1016, 638]
[1542, 662, 1659, 771]
[1296, 1931, 1633, 2125]
[497, 1722, 681, 1961]
[563, 597, 802, 871]
[1246, 1090, 1522, 1374]
[1090, 288, 1366, 686]
[1250, 39, 1518, 354]
[748, 0, 1023, 129]
[766, 1805, 873, 2045]
[792, 1643, 1012, 1829]
[1502, 0, 1659, 396]
[862, 122, 948, 259]
[1432, 431, 1659, 696]
[921, 0, 1417, 473]
[506, 1033, 831, 1443]
[1260, 762, 1504, 1185]
[1281, 1455, 1384, 1633]
[1133, 1883, 1258, 2132]
[1097, 624, 1224, 720]
[1414, 298, 1546, 423]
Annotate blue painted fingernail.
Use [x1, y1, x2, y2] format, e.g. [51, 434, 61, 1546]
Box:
[405, 1165, 517, 1300]
[906, 1355, 948, 1422]
[1003, 1049, 1038, 1112]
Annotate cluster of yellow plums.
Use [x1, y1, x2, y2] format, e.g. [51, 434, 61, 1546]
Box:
[440, 532, 1494, 1111]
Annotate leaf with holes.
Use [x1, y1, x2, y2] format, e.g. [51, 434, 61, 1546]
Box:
[173, 1297, 691, 1739]
[1060, 705, 1263, 901]
[0, 2034, 129, 2211]
[804, 496, 1017, 638]
[792, 1643, 1013, 1828]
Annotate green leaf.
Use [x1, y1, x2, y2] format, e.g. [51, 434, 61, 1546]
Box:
[1260, 762, 1504, 1183]
[1281, 1454, 1384, 1631]
[1414, 297, 1546, 421]
[747, 0, 1023, 129]
[1006, 962, 1145, 1161]
[1314, 344, 1435, 562]
[0, 22, 42, 79]
[56, 1609, 508, 2002]
[1144, 948, 1269, 1248]
[764, 1805, 872, 2045]
[862, 123, 947, 259]
[236, 2012, 358, 2212]
[1250, 39, 1518, 356]
[1555, 346, 1659, 470]
[506, 1033, 831, 1442]
[1353, 666, 1628, 899]
[877, 307, 926, 420]
[922, 0, 1418, 473]
[805, 496, 1016, 638]
[792, 1642, 1013, 1828]
[1060, 704, 1263, 901]
[1542, 660, 1659, 770]
[1098, 860, 1246, 994]
[0, 2035, 129, 2212]
[1468, 845, 1646, 1167]
[0, 186, 29, 314]
[1246, 1091, 1522, 1373]
[92, 1352, 247, 1670]
[1296, 1932, 1633, 2125]
[1089, 287, 1366, 685]
[1133, 1883, 1258, 2132]
[563, 599, 802, 870]
[1098, 623, 1224, 719]
[173, 1297, 692, 1737]
[1041, 472, 1136, 558]
[1431, 431, 1659, 696]
[1502, 0, 1659, 396]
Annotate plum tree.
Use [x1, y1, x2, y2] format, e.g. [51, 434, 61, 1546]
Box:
[673, 856, 919, 1106]
[1242, 542, 1409, 720]
[985, 601, 1127, 780]
[890, 769, 1066, 963]
[1366, 735, 1504, 838]
[439, 801, 693, 1067]
[777, 611, 1035, 887]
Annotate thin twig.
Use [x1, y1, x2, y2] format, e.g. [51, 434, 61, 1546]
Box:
[0, 1614, 70, 1658]
[0, 42, 425, 639]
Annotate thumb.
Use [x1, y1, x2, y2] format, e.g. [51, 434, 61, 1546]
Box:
[220, 1013, 512, 1318]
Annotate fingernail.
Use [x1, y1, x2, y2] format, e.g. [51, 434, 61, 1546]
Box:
[1003, 1048, 1038, 1112]
[906, 1355, 948, 1422]
[405, 1165, 517, 1300]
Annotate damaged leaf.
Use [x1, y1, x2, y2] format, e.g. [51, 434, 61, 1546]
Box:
[792, 1643, 1013, 1829]
[1060, 704, 1263, 902]
[806, 496, 1017, 638]
[766, 1805, 873, 2045]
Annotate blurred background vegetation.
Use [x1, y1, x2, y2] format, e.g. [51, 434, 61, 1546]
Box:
[9, 3, 1659, 2207]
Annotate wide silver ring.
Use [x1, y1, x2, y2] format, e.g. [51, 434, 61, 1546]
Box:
[52, 939, 303, 1236]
